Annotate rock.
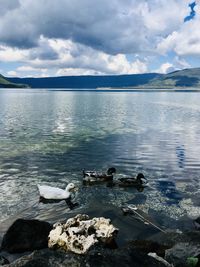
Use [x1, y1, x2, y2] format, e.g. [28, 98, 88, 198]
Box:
[130, 240, 170, 258]
[194, 217, 200, 230]
[165, 242, 200, 267]
[1, 219, 53, 253]
[0, 255, 9, 265]
[4, 249, 82, 267]
[5, 245, 168, 267]
[148, 253, 173, 267]
[186, 257, 199, 267]
[48, 214, 118, 254]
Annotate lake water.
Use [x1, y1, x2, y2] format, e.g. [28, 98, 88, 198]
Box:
[0, 89, 200, 242]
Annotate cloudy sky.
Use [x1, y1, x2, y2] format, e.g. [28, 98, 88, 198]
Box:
[0, 0, 199, 77]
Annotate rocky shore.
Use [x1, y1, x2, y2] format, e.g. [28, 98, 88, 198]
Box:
[0, 213, 200, 267]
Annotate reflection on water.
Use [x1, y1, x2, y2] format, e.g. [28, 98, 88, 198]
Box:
[0, 90, 200, 233]
[176, 145, 185, 169]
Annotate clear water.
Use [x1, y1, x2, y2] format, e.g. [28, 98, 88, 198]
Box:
[0, 89, 200, 239]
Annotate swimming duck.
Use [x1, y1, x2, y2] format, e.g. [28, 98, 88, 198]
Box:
[117, 173, 147, 187]
[118, 173, 147, 186]
[83, 167, 116, 185]
[37, 183, 78, 209]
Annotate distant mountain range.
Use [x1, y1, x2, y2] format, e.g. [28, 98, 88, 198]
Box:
[0, 74, 27, 88]
[1, 67, 200, 89]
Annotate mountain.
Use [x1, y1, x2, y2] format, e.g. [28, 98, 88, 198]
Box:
[4, 67, 200, 89]
[0, 74, 28, 88]
[7, 73, 161, 89]
[148, 68, 200, 88]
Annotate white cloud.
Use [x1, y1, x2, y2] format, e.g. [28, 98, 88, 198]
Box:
[17, 66, 36, 72]
[56, 68, 100, 76]
[0, 45, 28, 61]
[17, 38, 149, 75]
[0, 1, 198, 76]
[156, 62, 175, 74]
[156, 57, 191, 74]
[0, 0, 193, 54]
[174, 56, 191, 69]
[7, 71, 18, 77]
[157, 7, 200, 57]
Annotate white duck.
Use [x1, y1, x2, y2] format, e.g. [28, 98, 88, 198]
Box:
[37, 183, 77, 200]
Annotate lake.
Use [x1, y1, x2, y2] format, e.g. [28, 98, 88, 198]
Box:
[0, 89, 200, 243]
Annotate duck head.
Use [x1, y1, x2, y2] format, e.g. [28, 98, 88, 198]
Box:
[66, 183, 78, 192]
[107, 167, 116, 175]
[136, 173, 147, 184]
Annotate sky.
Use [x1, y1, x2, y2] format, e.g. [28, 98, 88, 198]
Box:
[0, 0, 199, 77]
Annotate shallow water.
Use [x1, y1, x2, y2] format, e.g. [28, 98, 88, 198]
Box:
[0, 89, 200, 237]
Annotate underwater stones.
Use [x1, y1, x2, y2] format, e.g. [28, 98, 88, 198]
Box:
[48, 214, 118, 254]
[165, 242, 200, 267]
[0, 255, 9, 265]
[0, 246, 168, 267]
[194, 217, 200, 230]
[1, 219, 53, 253]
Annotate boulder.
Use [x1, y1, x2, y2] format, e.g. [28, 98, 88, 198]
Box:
[165, 242, 200, 267]
[1, 219, 52, 253]
[5, 245, 168, 267]
[48, 214, 118, 254]
[194, 217, 200, 230]
[0, 255, 9, 265]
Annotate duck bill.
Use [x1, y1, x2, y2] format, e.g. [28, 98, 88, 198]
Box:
[72, 186, 79, 192]
[141, 177, 148, 184]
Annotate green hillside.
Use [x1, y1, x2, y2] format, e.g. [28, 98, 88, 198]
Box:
[149, 68, 200, 88]
[3, 67, 200, 89]
[0, 74, 28, 88]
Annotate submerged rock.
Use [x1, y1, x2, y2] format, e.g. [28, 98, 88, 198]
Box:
[1, 219, 53, 253]
[165, 242, 200, 267]
[194, 217, 200, 230]
[0, 255, 9, 265]
[148, 253, 173, 267]
[5, 245, 168, 267]
[48, 214, 118, 254]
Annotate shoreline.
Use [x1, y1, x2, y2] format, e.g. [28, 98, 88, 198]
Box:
[1, 87, 200, 92]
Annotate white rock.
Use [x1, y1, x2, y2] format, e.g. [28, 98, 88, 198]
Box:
[48, 214, 118, 254]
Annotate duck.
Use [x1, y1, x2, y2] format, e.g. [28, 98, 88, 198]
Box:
[117, 173, 147, 187]
[37, 183, 78, 209]
[108, 173, 147, 188]
[83, 167, 116, 185]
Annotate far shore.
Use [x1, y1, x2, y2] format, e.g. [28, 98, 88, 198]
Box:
[2, 87, 200, 92]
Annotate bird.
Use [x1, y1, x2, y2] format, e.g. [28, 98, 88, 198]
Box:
[82, 167, 116, 185]
[116, 173, 147, 187]
[118, 173, 147, 186]
[37, 183, 78, 209]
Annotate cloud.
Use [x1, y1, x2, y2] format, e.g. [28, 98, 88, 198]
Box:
[0, 45, 28, 61]
[6, 38, 148, 76]
[0, 1, 198, 76]
[0, 0, 191, 54]
[7, 70, 18, 77]
[157, 15, 200, 56]
[0, 0, 147, 53]
[156, 57, 190, 74]
[0, 0, 20, 15]
[156, 62, 175, 74]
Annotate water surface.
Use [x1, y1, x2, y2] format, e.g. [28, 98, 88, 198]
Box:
[0, 89, 200, 240]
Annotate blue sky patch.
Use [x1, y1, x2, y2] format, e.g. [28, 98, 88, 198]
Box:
[184, 2, 196, 22]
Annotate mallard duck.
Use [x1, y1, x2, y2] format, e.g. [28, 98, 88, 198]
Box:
[117, 173, 147, 187]
[83, 167, 116, 185]
[37, 183, 78, 209]
[107, 173, 147, 189]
